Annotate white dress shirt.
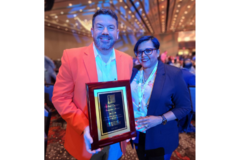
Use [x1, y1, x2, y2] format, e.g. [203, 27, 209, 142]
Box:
[93, 43, 118, 82]
[93, 43, 122, 160]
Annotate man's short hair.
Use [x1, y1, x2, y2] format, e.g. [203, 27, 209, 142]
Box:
[133, 36, 160, 55]
[92, 9, 118, 28]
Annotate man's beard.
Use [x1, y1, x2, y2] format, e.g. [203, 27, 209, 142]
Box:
[93, 35, 115, 50]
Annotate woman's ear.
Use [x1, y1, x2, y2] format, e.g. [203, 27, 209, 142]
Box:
[157, 50, 160, 57]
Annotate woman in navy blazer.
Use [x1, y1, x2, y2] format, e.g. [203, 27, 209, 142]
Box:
[130, 36, 191, 160]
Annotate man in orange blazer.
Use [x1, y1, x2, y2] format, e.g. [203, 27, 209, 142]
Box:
[52, 9, 133, 160]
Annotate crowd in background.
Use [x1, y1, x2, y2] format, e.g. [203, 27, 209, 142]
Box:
[45, 51, 196, 85]
[132, 50, 196, 87]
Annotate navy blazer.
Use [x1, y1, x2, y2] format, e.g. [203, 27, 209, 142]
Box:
[130, 60, 191, 155]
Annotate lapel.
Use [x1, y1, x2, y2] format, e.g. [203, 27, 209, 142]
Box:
[115, 50, 124, 80]
[83, 43, 98, 82]
[130, 65, 142, 82]
[147, 60, 166, 116]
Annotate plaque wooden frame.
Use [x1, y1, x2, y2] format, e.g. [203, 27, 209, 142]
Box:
[86, 80, 136, 150]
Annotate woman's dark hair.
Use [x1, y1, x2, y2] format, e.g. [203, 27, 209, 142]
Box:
[92, 9, 118, 28]
[133, 36, 160, 55]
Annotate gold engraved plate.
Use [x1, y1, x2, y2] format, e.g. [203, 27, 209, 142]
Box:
[107, 94, 115, 104]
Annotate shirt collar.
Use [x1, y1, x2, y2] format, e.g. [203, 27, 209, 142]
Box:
[93, 42, 116, 61]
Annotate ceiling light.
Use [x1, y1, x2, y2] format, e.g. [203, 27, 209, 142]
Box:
[162, 16, 164, 18]
[69, 3, 72, 6]
[162, 6, 164, 8]
[124, 6, 127, 9]
[120, 0, 122, 2]
[185, 11, 188, 14]
[162, 11, 164, 14]
[175, 15, 177, 17]
[55, 15, 58, 18]
[129, 11, 131, 14]
[61, 11, 64, 14]
[48, 24, 50, 26]
[66, 20, 69, 22]
[88, 0, 92, 4]
[132, 15, 134, 18]
[188, 5, 190, 8]
[176, 10, 179, 12]
[75, 23, 78, 26]
[143, 13, 145, 16]
[97, 7, 100, 10]
[80, 9, 82, 12]
[135, 19, 137, 21]
[178, 5, 181, 7]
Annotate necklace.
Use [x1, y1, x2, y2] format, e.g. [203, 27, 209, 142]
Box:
[137, 62, 158, 111]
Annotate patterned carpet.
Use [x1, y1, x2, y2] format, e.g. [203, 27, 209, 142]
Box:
[45, 112, 195, 160]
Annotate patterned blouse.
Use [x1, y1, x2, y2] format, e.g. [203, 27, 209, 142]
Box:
[130, 67, 157, 133]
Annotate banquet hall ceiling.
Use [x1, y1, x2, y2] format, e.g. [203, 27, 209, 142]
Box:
[45, 0, 195, 37]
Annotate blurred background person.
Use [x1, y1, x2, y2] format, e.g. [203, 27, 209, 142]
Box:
[183, 57, 192, 71]
[179, 56, 184, 68]
[190, 55, 197, 75]
[179, 58, 196, 133]
[160, 51, 167, 63]
[53, 59, 61, 74]
[45, 56, 57, 84]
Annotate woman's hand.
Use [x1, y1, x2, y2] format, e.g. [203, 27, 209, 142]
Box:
[135, 116, 162, 132]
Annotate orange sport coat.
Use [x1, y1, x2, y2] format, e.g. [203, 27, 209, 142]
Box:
[52, 43, 133, 160]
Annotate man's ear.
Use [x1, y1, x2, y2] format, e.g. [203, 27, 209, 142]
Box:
[117, 28, 119, 39]
[91, 28, 93, 37]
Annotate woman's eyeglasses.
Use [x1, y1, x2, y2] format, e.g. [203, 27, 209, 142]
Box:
[136, 48, 157, 57]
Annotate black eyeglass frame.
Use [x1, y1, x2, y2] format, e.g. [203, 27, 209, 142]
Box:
[135, 48, 158, 57]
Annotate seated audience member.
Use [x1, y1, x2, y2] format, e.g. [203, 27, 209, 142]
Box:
[182, 59, 197, 86]
[45, 56, 57, 84]
[190, 55, 197, 75]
